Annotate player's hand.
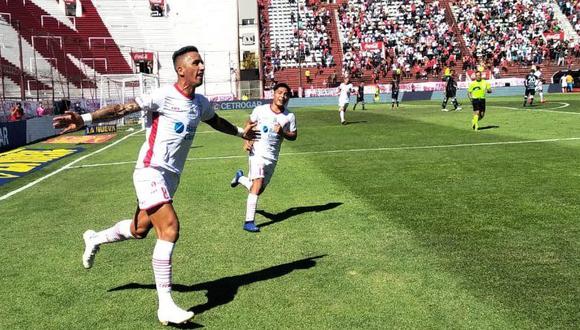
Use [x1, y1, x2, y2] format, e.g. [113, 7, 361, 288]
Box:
[52, 111, 85, 134]
[243, 139, 254, 152]
[272, 123, 282, 136]
[242, 121, 259, 140]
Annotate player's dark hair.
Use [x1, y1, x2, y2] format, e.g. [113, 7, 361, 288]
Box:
[172, 46, 199, 71]
[273, 82, 291, 94]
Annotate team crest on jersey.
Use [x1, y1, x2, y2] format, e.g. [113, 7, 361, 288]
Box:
[174, 122, 185, 134]
[261, 125, 269, 133]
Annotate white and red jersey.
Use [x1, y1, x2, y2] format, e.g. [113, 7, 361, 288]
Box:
[338, 82, 353, 105]
[249, 104, 296, 162]
[134, 84, 215, 174]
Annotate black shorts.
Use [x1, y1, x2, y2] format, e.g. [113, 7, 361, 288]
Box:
[356, 96, 364, 102]
[525, 88, 536, 96]
[391, 92, 399, 99]
[472, 98, 486, 112]
[445, 90, 456, 98]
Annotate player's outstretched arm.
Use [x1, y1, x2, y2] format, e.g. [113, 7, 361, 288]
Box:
[204, 114, 258, 140]
[52, 101, 141, 134]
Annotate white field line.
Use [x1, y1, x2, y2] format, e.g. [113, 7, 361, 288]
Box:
[0, 129, 144, 201]
[492, 102, 580, 115]
[67, 136, 580, 170]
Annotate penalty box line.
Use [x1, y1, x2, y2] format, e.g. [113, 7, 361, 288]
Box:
[67, 136, 580, 170]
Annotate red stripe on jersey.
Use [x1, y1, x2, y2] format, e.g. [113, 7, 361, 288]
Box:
[174, 83, 194, 99]
[143, 112, 160, 167]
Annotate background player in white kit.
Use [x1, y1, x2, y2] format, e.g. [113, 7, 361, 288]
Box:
[52, 46, 257, 326]
[337, 76, 354, 125]
[533, 67, 545, 103]
[230, 83, 297, 232]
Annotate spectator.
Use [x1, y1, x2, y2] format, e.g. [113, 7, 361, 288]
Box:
[9, 103, 24, 122]
[305, 69, 312, 83]
[36, 102, 48, 117]
[566, 72, 574, 92]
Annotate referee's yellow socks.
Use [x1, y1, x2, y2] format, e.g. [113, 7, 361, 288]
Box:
[472, 115, 479, 130]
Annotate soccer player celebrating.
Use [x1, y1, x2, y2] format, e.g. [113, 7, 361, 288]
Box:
[353, 81, 366, 111]
[230, 82, 297, 232]
[467, 71, 491, 131]
[337, 76, 354, 125]
[391, 78, 400, 109]
[52, 46, 257, 326]
[441, 69, 461, 111]
[523, 69, 537, 107]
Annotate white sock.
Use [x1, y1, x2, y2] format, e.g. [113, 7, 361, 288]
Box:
[246, 193, 258, 222]
[540, 92, 544, 102]
[92, 219, 134, 245]
[339, 110, 345, 122]
[239, 176, 252, 190]
[153, 239, 175, 308]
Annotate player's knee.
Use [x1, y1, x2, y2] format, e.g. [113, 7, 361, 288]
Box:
[159, 225, 179, 242]
[133, 226, 150, 239]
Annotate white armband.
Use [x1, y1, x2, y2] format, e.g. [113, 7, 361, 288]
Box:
[81, 113, 93, 126]
[236, 126, 244, 138]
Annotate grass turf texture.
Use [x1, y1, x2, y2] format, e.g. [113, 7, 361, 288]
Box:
[0, 94, 578, 328]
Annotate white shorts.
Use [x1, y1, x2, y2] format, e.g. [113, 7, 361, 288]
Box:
[133, 167, 180, 210]
[248, 156, 277, 188]
[338, 98, 349, 108]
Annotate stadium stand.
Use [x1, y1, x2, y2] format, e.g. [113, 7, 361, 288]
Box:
[1, 0, 580, 102]
[0, 0, 133, 99]
[450, 0, 580, 79]
[337, 0, 461, 81]
[259, 0, 580, 91]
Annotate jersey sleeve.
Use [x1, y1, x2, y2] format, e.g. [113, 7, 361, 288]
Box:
[135, 87, 165, 113]
[249, 106, 260, 122]
[285, 113, 297, 132]
[486, 81, 492, 91]
[197, 95, 216, 121]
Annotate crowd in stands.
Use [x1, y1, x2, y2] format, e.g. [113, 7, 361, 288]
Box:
[453, 0, 577, 75]
[557, 1, 580, 34]
[259, 0, 336, 88]
[258, 0, 580, 88]
[337, 0, 461, 81]
[262, 0, 335, 76]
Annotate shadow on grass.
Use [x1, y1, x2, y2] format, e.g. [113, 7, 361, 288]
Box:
[256, 202, 343, 228]
[109, 255, 326, 317]
[343, 120, 367, 125]
[477, 125, 500, 130]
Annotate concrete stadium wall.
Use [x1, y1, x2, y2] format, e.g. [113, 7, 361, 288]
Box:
[0, 116, 60, 153]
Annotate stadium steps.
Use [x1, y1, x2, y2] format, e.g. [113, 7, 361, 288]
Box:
[0, 0, 89, 90]
[75, 0, 133, 75]
[0, 56, 52, 94]
[551, 1, 580, 45]
[92, 0, 178, 85]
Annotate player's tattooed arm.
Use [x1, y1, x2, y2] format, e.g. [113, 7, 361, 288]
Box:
[53, 101, 142, 134]
[91, 102, 142, 122]
[204, 114, 259, 140]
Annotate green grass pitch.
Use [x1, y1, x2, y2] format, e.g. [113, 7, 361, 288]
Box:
[0, 93, 578, 328]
